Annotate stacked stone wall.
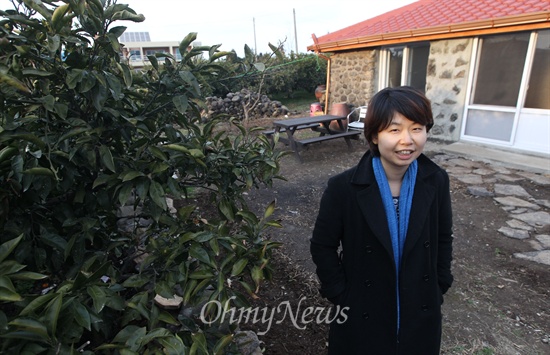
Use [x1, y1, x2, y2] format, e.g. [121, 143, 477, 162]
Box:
[327, 50, 377, 111]
[425, 38, 473, 141]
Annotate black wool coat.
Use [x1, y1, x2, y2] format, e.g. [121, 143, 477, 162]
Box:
[310, 152, 454, 355]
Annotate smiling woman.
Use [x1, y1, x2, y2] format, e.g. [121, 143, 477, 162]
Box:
[310, 86, 454, 354]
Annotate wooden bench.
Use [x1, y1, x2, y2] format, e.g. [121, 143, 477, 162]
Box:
[296, 130, 362, 147]
[262, 123, 321, 145]
[262, 122, 320, 136]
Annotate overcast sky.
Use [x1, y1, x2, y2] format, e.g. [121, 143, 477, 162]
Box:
[1, 0, 417, 56]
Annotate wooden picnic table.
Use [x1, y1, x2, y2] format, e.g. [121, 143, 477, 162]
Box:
[267, 114, 361, 162]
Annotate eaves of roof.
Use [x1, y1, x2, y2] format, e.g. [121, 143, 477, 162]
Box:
[308, 11, 550, 53]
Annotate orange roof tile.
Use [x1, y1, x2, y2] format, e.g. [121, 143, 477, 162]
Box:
[309, 0, 550, 52]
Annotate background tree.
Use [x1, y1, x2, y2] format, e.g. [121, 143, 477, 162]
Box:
[209, 46, 327, 102]
[0, 0, 283, 353]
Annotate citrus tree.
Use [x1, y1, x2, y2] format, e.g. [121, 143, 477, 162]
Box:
[0, 0, 283, 353]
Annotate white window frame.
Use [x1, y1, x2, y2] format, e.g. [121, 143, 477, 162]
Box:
[461, 32, 540, 146]
[378, 43, 427, 90]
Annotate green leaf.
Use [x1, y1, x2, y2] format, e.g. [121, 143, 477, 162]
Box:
[147, 55, 158, 71]
[40, 232, 67, 252]
[213, 334, 234, 355]
[93, 174, 115, 189]
[72, 301, 91, 331]
[182, 279, 197, 304]
[120, 63, 132, 87]
[231, 258, 248, 277]
[9, 271, 47, 281]
[0, 276, 21, 301]
[264, 200, 276, 218]
[22, 69, 53, 77]
[189, 244, 214, 268]
[112, 325, 141, 343]
[0, 234, 23, 264]
[21, 167, 55, 179]
[8, 318, 50, 341]
[157, 311, 179, 326]
[0, 260, 26, 275]
[179, 32, 197, 57]
[172, 95, 188, 114]
[158, 334, 187, 355]
[20, 293, 56, 316]
[66, 69, 84, 89]
[87, 285, 107, 313]
[44, 293, 63, 335]
[57, 126, 89, 143]
[140, 328, 171, 346]
[0, 72, 30, 93]
[122, 274, 149, 288]
[99, 145, 116, 173]
[188, 270, 214, 280]
[148, 146, 167, 161]
[118, 182, 133, 206]
[251, 265, 263, 288]
[178, 205, 196, 221]
[218, 198, 234, 221]
[104, 71, 122, 100]
[120, 170, 145, 182]
[190, 331, 209, 355]
[108, 25, 127, 38]
[149, 180, 167, 210]
[54, 102, 68, 119]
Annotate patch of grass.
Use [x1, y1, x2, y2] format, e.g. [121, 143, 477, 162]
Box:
[475, 347, 494, 355]
[271, 89, 317, 113]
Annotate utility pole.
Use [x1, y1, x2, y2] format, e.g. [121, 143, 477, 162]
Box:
[253, 17, 257, 55]
[293, 9, 298, 53]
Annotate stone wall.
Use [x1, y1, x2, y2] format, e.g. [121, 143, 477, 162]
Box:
[204, 89, 289, 120]
[425, 38, 473, 141]
[327, 49, 378, 111]
[326, 38, 474, 142]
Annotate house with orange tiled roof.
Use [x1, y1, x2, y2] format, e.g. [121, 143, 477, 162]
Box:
[307, 0, 549, 156]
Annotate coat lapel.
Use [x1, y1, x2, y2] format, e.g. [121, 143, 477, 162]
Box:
[353, 152, 395, 260]
[352, 152, 439, 263]
[403, 177, 435, 256]
[357, 186, 395, 259]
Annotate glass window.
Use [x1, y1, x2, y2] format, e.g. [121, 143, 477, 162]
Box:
[387, 47, 403, 88]
[464, 109, 515, 141]
[407, 43, 429, 92]
[472, 32, 530, 106]
[382, 43, 429, 92]
[524, 29, 550, 109]
[129, 49, 141, 61]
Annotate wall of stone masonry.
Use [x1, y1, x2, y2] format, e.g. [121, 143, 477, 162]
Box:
[326, 49, 378, 111]
[425, 38, 473, 142]
[326, 38, 474, 142]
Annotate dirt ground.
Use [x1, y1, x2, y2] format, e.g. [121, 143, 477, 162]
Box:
[237, 116, 550, 355]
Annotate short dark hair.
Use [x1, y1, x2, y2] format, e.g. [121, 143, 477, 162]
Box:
[364, 86, 434, 156]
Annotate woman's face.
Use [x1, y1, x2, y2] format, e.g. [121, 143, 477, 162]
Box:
[372, 112, 427, 174]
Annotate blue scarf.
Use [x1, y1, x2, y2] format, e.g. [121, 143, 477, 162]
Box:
[372, 157, 417, 333]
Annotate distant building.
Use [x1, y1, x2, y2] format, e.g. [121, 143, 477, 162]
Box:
[119, 32, 201, 68]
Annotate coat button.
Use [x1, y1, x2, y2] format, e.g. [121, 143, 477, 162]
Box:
[424, 241, 430, 248]
[423, 274, 430, 281]
[364, 280, 372, 287]
[421, 305, 428, 311]
[363, 312, 369, 319]
[365, 246, 372, 254]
